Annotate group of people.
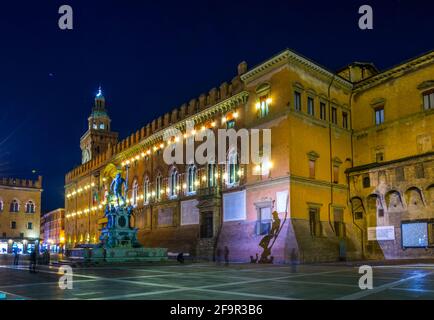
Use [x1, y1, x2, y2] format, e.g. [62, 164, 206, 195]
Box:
[12, 248, 50, 273]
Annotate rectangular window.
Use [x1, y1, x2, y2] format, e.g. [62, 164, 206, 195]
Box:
[294, 91, 301, 111]
[355, 212, 363, 220]
[415, 163, 425, 179]
[333, 165, 339, 184]
[309, 160, 316, 179]
[309, 208, 322, 237]
[375, 106, 385, 125]
[363, 174, 370, 188]
[11, 221, 16, 229]
[223, 190, 246, 222]
[307, 97, 314, 116]
[396, 167, 405, 182]
[27, 222, 33, 230]
[256, 207, 272, 235]
[342, 112, 348, 129]
[331, 107, 337, 124]
[423, 90, 434, 110]
[226, 119, 235, 129]
[333, 208, 345, 238]
[257, 95, 270, 118]
[376, 152, 384, 162]
[320, 102, 326, 120]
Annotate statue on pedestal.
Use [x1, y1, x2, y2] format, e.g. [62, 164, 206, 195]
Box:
[110, 172, 128, 206]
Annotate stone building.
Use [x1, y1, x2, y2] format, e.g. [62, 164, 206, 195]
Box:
[0, 176, 43, 254]
[64, 49, 434, 263]
[40, 208, 65, 253]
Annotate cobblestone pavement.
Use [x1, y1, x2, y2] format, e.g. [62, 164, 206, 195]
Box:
[1, 261, 434, 300]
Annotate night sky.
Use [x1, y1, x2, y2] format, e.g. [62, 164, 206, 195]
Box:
[0, 0, 433, 213]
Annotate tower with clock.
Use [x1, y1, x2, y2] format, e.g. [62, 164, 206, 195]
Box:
[80, 87, 118, 164]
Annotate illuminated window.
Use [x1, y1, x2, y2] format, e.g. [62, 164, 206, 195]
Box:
[0, 200, 3, 212]
[187, 165, 197, 194]
[143, 177, 150, 204]
[25, 201, 35, 213]
[10, 200, 19, 213]
[169, 168, 179, 198]
[423, 89, 434, 110]
[99, 123, 105, 130]
[294, 91, 302, 111]
[226, 119, 235, 129]
[227, 150, 240, 186]
[255, 83, 271, 118]
[375, 106, 385, 125]
[131, 179, 138, 207]
[156, 174, 162, 201]
[257, 95, 270, 118]
[307, 97, 314, 116]
[207, 163, 216, 187]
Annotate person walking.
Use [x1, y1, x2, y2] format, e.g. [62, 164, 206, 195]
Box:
[29, 249, 37, 273]
[13, 247, 19, 266]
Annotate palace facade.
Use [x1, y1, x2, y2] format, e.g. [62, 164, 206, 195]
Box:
[40, 208, 65, 253]
[65, 49, 434, 263]
[0, 176, 43, 254]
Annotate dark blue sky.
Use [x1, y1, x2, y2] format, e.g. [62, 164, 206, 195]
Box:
[0, 0, 433, 213]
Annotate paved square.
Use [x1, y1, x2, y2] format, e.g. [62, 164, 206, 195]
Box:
[1, 262, 434, 300]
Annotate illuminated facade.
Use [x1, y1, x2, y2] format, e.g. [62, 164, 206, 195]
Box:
[0, 176, 42, 254]
[65, 49, 434, 262]
[40, 208, 65, 253]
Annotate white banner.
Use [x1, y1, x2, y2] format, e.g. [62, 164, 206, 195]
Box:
[368, 226, 395, 241]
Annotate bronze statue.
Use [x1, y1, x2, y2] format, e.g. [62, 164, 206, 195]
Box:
[110, 173, 127, 206]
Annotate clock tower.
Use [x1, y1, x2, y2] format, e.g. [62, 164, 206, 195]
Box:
[80, 87, 118, 164]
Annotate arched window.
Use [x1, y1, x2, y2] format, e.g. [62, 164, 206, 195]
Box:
[131, 179, 138, 207]
[25, 201, 35, 213]
[0, 200, 3, 212]
[10, 199, 19, 213]
[227, 150, 239, 186]
[156, 173, 162, 201]
[187, 165, 197, 194]
[169, 168, 179, 198]
[143, 177, 150, 204]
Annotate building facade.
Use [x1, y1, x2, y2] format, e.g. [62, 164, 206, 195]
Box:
[65, 49, 434, 263]
[0, 176, 43, 254]
[40, 208, 65, 253]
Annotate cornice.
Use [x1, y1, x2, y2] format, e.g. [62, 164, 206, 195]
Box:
[113, 91, 249, 162]
[240, 49, 353, 91]
[354, 50, 434, 92]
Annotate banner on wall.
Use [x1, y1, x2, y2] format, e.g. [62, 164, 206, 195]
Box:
[368, 226, 395, 241]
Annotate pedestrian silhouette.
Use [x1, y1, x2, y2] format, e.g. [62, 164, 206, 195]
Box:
[224, 246, 229, 266]
[13, 247, 19, 266]
[176, 252, 185, 264]
[29, 249, 37, 273]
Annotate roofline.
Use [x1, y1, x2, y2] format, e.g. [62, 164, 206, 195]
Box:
[240, 48, 353, 89]
[355, 49, 434, 90]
